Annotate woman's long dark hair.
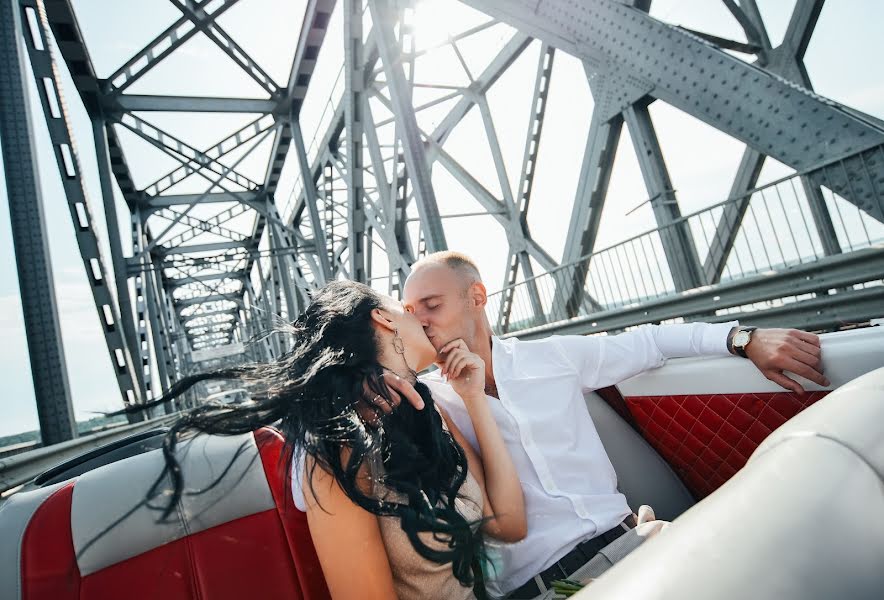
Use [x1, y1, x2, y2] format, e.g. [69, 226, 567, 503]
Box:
[124, 280, 482, 587]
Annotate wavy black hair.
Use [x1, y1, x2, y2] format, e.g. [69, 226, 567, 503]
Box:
[122, 280, 482, 587]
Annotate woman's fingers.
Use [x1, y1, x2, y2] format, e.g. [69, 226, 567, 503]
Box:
[439, 338, 468, 355]
[382, 371, 425, 410]
[442, 348, 466, 376]
[448, 354, 470, 380]
[361, 379, 394, 415]
[356, 372, 425, 427]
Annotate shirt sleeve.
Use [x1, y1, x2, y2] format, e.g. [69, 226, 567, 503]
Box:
[554, 320, 739, 391]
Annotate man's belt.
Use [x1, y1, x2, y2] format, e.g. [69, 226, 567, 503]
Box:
[507, 518, 634, 599]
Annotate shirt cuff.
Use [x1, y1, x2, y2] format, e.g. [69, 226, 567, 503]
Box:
[701, 320, 739, 356]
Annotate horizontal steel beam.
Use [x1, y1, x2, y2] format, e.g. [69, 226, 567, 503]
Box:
[175, 293, 245, 308]
[183, 308, 240, 322]
[709, 286, 884, 332]
[111, 95, 277, 113]
[157, 240, 250, 255]
[168, 272, 245, 287]
[510, 247, 884, 339]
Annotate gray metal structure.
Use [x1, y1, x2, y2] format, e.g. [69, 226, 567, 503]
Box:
[1, 0, 882, 444]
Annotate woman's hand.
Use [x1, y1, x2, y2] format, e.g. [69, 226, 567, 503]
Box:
[436, 338, 485, 399]
[356, 371, 425, 427]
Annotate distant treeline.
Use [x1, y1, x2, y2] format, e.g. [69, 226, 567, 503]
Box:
[0, 414, 128, 450]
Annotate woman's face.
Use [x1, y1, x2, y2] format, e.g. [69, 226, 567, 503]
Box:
[380, 298, 438, 372]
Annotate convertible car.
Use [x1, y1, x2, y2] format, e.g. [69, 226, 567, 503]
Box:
[1, 326, 882, 599]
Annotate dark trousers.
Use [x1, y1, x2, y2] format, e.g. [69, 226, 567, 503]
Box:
[506, 519, 639, 599]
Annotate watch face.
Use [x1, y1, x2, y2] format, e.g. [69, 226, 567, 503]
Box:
[734, 331, 751, 347]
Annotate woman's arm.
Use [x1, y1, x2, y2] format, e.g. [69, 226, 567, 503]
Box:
[303, 456, 397, 600]
[442, 408, 527, 542]
[437, 338, 527, 543]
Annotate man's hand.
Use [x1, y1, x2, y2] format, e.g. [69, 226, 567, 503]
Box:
[356, 371, 425, 427]
[744, 328, 830, 394]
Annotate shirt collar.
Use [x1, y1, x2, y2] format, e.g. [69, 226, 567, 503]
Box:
[491, 335, 517, 381]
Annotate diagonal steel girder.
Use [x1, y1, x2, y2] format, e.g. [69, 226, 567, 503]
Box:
[368, 0, 447, 254]
[156, 203, 252, 248]
[285, 30, 563, 292]
[457, 0, 884, 224]
[116, 113, 260, 192]
[623, 102, 704, 291]
[17, 0, 145, 411]
[703, 0, 842, 283]
[169, 0, 280, 98]
[498, 43, 556, 332]
[142, 191, 260, 212]
[144, 115, 275, 197]
[104, 0, 243, 96]
[246, 0, 338, 295]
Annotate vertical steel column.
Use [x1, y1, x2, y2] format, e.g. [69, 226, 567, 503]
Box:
[254, 256, 280, 356]
[131, 213, 153, 404]
[267, 207, 297, 322]
[800, 177, 841, 256]
[143, 258, 172, 413]
[152, 262, 178, 388]
[157, 280, 181, 389]
[0, 0, 76, 443]
[362, 97, 412, 290]
[343, 0, 367, 281]
[244, 280, 274, 361]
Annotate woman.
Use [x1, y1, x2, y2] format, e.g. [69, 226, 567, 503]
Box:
[135, 280, 526, 599]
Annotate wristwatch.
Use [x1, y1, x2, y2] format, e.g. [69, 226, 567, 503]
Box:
[730, 326, 757, 358]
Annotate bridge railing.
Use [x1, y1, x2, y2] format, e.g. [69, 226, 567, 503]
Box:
[488, 145, 884, 334]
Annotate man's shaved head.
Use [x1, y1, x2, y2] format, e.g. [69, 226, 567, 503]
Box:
[410, 251, 482, 292]
[403, 251, 492, 353]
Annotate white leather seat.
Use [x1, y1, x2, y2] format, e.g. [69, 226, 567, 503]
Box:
[585, 392, 695, 521]
[579, 367, 884, 600]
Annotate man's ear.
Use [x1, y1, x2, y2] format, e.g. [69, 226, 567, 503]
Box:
[469, 281, 488, 309]
[370, 308, 397, 331]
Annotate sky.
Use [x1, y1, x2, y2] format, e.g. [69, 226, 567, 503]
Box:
[2, 0, 883, 437]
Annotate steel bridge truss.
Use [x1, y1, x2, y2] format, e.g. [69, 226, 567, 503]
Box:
[2, 0, 883, 443]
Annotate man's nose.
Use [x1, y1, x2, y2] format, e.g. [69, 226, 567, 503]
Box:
[413, 310, 430, 328]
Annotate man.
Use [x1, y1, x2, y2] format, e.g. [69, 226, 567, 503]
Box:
[390, 250, 827, 599]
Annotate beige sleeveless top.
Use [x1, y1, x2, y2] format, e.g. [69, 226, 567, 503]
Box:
[370, 430, 483, 599]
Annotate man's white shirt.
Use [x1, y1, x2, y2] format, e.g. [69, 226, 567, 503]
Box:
[421, 321, 737, 597]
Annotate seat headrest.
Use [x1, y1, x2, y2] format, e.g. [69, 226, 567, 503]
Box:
[71, 432, 274, 576]
[753, 366, 884, 478]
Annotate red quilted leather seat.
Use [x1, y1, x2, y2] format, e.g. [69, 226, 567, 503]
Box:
[624, 391, 828, 497]
[0, 427, 330, 600]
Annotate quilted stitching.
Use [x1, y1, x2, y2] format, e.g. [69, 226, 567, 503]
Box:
[624, 392, 829, 498]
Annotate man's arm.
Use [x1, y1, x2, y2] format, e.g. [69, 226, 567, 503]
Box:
[556, 321, 828, 393]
